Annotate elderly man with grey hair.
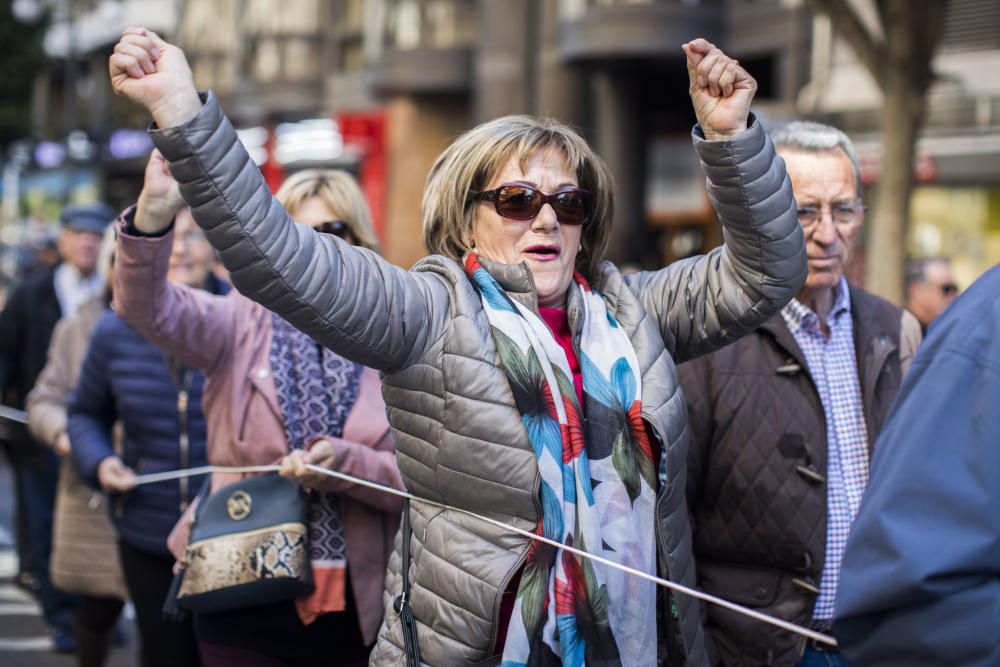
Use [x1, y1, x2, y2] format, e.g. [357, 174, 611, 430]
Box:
[677, 121, 922, 667]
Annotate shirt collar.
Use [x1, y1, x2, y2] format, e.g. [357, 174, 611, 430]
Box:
[782, 277, 852, 336]
[56, 262, 102, 286]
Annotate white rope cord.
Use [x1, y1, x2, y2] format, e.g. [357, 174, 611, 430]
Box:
[132, 464, 275, 485]
[0, 405, 28, 424]
[133, 462, 837, 647]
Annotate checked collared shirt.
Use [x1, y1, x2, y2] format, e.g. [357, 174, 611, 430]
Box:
[781, 278, 870, 623]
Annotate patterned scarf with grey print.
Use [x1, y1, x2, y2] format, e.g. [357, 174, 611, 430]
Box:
[269, 313, 361, 573]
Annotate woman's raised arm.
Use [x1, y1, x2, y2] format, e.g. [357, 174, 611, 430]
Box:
[110, 28, 449, 372]
[627, 40, 806, 363]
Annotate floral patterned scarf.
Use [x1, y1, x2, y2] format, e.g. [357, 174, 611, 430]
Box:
[465, 254, 657, 667]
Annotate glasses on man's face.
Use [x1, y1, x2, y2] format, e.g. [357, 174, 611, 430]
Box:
[937, 282, 959, 297]
[470, 183, 593, 226]
[796, 202, 866, 232]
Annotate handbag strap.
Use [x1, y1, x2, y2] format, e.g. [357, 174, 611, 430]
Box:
[392, 499, 421, 667]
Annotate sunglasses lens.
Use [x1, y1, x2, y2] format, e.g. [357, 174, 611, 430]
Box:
[496, 186, 541, 220]
[552, 190, 590, 225]
[316, 221, 349, 238]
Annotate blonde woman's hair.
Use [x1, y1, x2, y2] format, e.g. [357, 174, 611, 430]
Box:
[275, 169, 380, 252]
[422, 115, 615, 279]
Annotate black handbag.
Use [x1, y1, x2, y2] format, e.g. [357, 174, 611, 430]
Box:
[163, 473, 314, 618]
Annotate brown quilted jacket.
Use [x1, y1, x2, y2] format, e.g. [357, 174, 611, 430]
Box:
[677, 286, 920, 667]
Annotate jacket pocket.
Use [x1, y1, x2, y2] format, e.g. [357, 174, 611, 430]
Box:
[236, 368, 285, 458]
[699, 561, 781, 608]
[409, 508, 445, 588]
[698, 562, 804, 667]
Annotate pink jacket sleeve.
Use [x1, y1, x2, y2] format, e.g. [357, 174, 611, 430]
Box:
[306, 367, 404, 513]
[114, 212, 237, 375]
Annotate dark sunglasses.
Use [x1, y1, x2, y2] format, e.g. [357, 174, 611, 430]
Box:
[470, 183, 593, 226]
[313, 220, 351, 240]
[939, 283, 959, 296]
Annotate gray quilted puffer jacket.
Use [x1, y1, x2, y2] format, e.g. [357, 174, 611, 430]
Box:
[151, 93, 806, 667]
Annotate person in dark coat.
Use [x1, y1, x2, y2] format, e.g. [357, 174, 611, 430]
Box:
[834, 263, 1000, 667]
[677, 121, 922, 667]
[67, 208, 224, 667]
[0, 203, 112, 650]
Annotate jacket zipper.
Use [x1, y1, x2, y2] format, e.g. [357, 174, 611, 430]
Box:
[486, 470, 540, 657]
[176, 367, 195, 513]
[648, 419, 687, 666]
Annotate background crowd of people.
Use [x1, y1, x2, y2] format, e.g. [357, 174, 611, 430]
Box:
[0, 24, 994, 667]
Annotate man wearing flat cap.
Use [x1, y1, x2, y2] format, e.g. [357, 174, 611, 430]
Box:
[0, 202, 113, 651]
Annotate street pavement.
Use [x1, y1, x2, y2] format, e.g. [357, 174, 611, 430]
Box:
[0, 450, 137, 666]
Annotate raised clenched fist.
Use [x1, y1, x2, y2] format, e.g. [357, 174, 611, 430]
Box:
[109, 27, 202, 128]
[134, 150, 184, 235]
[683, 38, 757, 141]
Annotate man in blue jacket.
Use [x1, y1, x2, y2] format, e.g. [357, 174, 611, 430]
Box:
[834, 264, 1000, 666]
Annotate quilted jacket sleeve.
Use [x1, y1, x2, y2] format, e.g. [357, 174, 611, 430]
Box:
[899, 309, 922, 376]
[25, 316, 77, 448]
[114, 218, 237, 375]
[148, 93, 450, 373]
[627, 117, 806, 364]
[0, 281, 26, 394]
[67, 315, 118, 489]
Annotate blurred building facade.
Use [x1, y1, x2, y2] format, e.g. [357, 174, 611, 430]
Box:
[802, 0, 1000, 289]
[8, 0, 1000, 284]
[8, 1, 176, 219]
[172, 0, 814, 269]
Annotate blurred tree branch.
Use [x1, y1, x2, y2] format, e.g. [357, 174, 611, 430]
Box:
[810, 0, 885, 80]
[808, 0, 945, 303]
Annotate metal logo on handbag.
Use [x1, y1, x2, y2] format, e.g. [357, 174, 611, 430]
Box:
[227, 491, 252, 520]
[163, 473, 314, 618]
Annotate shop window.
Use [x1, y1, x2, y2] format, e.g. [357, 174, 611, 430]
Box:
[736, 54, 776, 100]
[645, 133, 717, 264]
[908, 186, 1000, 289]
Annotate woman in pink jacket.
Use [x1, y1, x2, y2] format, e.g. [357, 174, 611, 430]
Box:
[113, 152, 404, 667]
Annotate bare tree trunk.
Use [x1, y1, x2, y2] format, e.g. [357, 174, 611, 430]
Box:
[865, 77, 922, 304]
[863, 0, 942, 304]
[808, 0, 944, 304]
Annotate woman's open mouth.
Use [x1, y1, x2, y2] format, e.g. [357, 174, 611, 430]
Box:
[522, 245, 561, 262]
